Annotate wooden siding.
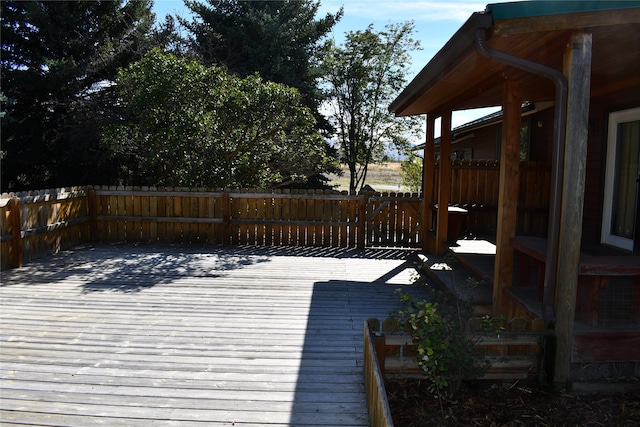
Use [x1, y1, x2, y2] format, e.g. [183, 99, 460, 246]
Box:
[0, 244, 430, 426]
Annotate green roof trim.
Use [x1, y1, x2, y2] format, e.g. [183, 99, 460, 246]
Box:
[487, 1, 640, 20]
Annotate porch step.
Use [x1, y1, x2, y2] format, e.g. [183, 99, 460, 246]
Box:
[416, 252, 493, 310]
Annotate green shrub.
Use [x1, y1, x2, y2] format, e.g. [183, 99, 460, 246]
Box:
[393, 291, 489, 399]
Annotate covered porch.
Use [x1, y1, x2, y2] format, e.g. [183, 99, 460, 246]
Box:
[444, 236, 639, 329]
[389, 2, 640, 383]
[427, 235, 640, 378]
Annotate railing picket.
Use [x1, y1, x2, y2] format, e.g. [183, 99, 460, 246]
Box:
[172, 190, 182, 242]
[273, 190, 282, 246]
[163, 188, 173, 242]
[113, 186, 123, 242]
[156, 188, 166, 242]
[180, 189, 190, 243]
[148, 187, 158, 243]
[132, 186, 143, 242]
[312, 190, 320, 245]
[141, 187, 151, 242]
[298, 191, 307, 246]
[323, 190, 332, 247]
[210, 190, 219, 244]
[189, 189, 199, 243]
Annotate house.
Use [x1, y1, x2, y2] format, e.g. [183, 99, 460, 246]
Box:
[418, 101, 554, 161]
[390, 1, 640, 384]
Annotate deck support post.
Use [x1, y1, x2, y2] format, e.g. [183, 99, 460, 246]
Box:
[554, 32, 592, 384]
[435, 111, 452, 254]
[422, 114, 437, 253]
[493, 79, 522, 316]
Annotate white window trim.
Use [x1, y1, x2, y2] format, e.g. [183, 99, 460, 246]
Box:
[601, 106, 640, 251]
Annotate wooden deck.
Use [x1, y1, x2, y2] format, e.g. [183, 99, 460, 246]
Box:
[0, 244, 427, 426]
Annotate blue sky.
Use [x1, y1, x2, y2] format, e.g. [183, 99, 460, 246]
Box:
[151, 0, 522, 128]
[152, 0, 492, 77]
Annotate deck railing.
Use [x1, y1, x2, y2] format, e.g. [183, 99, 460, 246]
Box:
[364, 319, 394, 427]
[0, 188, 90, 270]
[0, 161, 551, 270]
[90, 187, 370, 248]
[432, 160, 551, 235]
[1, 187, 421, 270]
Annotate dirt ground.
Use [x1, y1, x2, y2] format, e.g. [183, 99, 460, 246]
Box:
[327, 162, 405, 192]
[385, 378, 640, 426]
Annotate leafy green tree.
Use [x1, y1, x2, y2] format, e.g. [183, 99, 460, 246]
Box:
[322, 22, 423, 194]
[401, 152, 423, 193]
[180, 0, 342, 135]
[1, 0, 156, 191]
[103, 49, 333, 189]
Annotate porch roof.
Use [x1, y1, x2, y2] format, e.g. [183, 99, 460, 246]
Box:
[389, 1, 640, 117]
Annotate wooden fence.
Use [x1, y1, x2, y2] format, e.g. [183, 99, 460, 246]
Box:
[366, 194, 422, 247]
[0, 188, 90, 270]
[1, 187, 422, 270]
[0, 162, 551, 270]
[90, 187, 370, 247]
[433, 160, 551, 235]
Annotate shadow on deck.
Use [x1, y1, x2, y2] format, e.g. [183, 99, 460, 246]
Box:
[0, 243, 433, 426]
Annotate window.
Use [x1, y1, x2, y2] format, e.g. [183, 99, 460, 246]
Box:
[495, 118, 531, 161]
[601, 107, 640, 251]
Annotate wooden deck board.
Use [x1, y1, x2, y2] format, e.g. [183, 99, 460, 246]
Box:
[1, 244, 427, 426]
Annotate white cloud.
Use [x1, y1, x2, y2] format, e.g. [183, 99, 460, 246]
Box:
[319, 1, 486, 23]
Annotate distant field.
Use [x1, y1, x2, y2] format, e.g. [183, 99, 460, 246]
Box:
[327, 162, 409, 193]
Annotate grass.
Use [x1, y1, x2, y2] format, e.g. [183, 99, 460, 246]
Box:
[327, 162, 409, 193]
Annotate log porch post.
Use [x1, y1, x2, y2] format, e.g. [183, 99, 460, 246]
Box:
[435, 111, 452, 254]
[422, 114, 437, 253]
[554, 33, 592, 383]
[493, 79, 522, 316]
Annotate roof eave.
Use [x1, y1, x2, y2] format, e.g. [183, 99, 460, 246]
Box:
[388, 12, 492, 117]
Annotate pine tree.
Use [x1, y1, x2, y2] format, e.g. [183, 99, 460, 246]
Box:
[1, 0, 155, 191]
[181, 0, 342, 135]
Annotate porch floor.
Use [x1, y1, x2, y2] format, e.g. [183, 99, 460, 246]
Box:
[0, 244, 430, 426]
[428, 236, 639, 333]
